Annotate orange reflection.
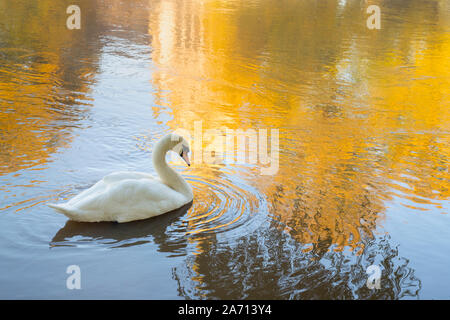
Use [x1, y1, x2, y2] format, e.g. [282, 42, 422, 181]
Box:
[148, 0, 450, 255]
[0, 0, 103, 175]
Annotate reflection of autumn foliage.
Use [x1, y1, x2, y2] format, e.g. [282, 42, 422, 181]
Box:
[0, 0, 154, 175]
[149, 0, 450, 253]
[173, 230, 421, 299]
[269, 180, 382, 255]
[0, 0, 104, 174]
[0, 0, 447, 298]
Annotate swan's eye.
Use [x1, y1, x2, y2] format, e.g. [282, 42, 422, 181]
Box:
[180, 150, 184, 157]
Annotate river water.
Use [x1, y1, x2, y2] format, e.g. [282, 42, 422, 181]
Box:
[0, 0, 449, 299]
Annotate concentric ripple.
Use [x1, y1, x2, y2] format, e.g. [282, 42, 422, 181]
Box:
[180, 171, 269, 241]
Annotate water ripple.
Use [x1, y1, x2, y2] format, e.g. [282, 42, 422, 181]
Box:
[181, 173, 269, 242]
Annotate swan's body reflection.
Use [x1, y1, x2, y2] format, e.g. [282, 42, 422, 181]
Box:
[51, 202, 193, 252]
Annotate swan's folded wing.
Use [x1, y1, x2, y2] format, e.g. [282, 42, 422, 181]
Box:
[102, 171, 155, 184]
[67, 172, 156, 206]
[65, 177, 188, 222]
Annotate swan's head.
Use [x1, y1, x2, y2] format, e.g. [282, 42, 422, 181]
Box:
[170, 133, 191, 166]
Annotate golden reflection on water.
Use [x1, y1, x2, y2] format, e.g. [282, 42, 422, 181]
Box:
[148, 0, 449, 253]
[0, 0, 101, 175]
[0, 0, 448, 299]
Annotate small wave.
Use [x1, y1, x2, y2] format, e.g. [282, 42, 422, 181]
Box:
[181, 173, 269, 242]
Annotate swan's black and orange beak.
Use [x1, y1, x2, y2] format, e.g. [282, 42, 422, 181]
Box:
[180, 146, 191, 166]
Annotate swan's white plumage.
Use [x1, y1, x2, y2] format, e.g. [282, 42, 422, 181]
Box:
[47, 134, 193, 223]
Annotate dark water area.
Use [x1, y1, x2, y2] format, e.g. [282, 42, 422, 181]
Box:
[0, 0, 449, 299]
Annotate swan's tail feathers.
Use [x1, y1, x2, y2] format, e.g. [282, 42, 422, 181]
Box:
[47, 203, 79, 220]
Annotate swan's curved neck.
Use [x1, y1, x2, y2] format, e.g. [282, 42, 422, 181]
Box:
[152, 136, 193, 200]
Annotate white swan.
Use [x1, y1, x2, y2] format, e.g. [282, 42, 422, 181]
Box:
[47, 133, 193, 223]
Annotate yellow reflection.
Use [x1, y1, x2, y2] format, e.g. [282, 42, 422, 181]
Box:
[148, 0, 450, 257]
[0, 0, 100, 175]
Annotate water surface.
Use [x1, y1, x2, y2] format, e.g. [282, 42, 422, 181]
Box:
[0, 0, 449, 299]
